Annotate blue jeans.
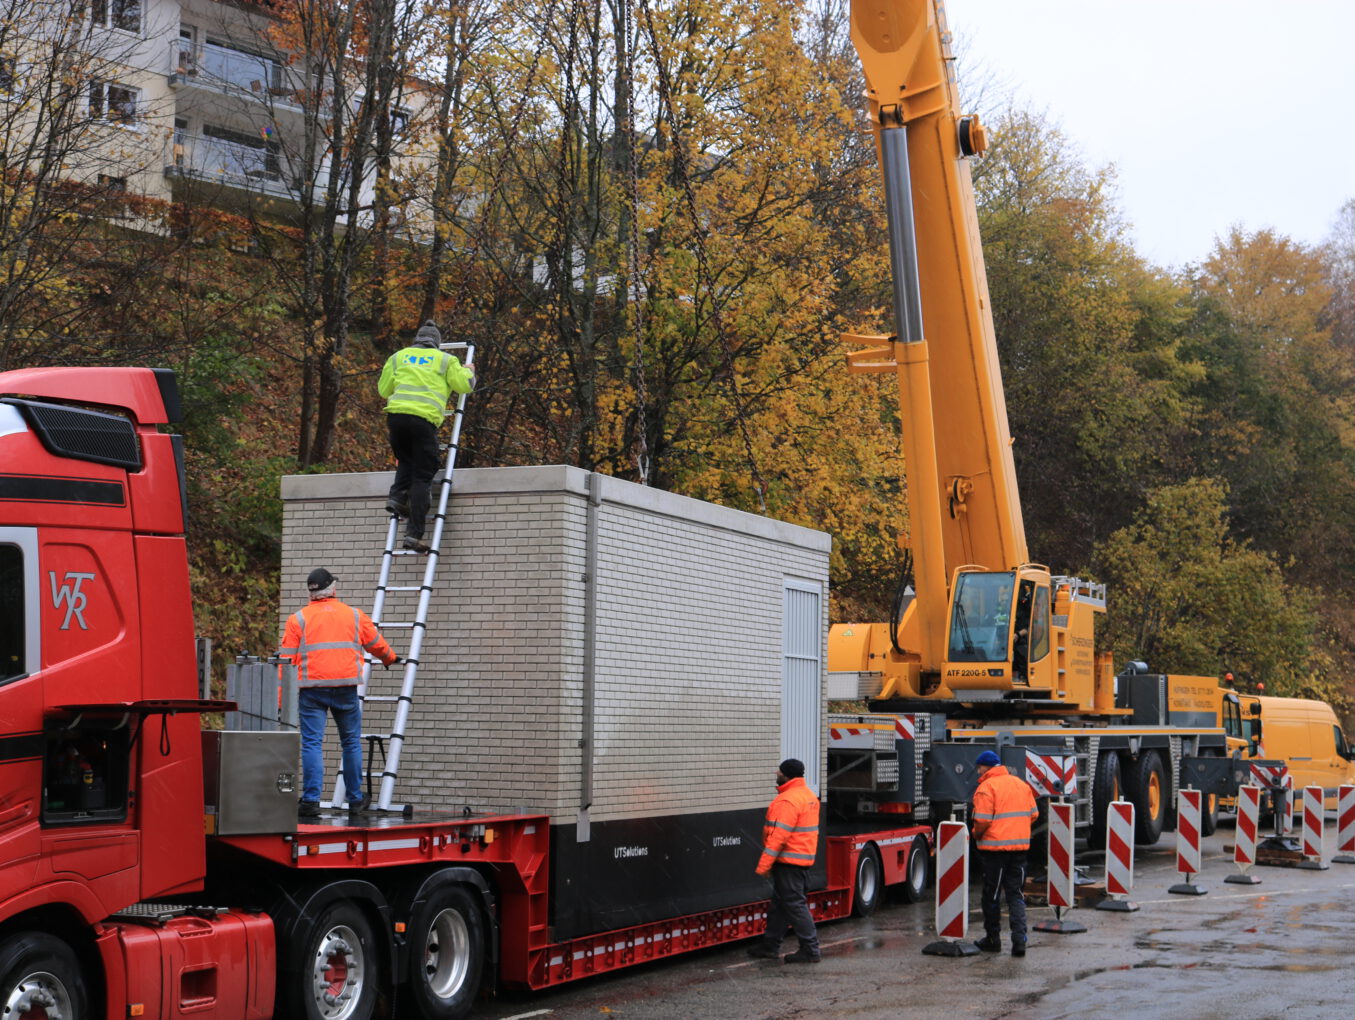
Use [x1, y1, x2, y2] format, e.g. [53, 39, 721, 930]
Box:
[298, 685, 364, 805]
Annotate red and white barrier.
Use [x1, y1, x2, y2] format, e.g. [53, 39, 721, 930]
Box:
[1225, 785, 1263, 885]
[1169, 789, 1207, 895]
[1096, 800, 1139, 911]
[1298, 785, 1329, 870]
[1033, 801, 1086, 932]
[1282, 774, 1295, 834]
[1336, 785, 1355, 864]
[921, 820, 977, 956]
[1025, 751, 1078, 798]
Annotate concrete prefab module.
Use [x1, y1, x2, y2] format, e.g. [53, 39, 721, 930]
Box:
[280, 465, 831, 937]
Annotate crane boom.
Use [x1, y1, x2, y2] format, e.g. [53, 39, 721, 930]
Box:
[834, 0, 1110, 712]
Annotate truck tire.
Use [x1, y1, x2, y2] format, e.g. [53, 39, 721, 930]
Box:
[298, 901, 381, 1020]
[407, 880, 487, 1019]
[851, 844, 883, 917]
[1200, 792, 1220, 836]
[899, 834, 930, 903]
[1087, 752, 1123, 850]
[0, 931, 86, 1020]
[1126, 750, 1168, 845]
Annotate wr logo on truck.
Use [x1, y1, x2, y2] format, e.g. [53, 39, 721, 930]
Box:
[49, 571, 95, 630]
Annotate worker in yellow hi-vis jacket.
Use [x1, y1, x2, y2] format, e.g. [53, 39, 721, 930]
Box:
[378, 320, 474, 553]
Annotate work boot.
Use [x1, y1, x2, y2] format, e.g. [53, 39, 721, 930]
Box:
[347, 793, 372, 816]
[973, 935, 1001, 953]
[385, 498, 409, 518]
[298, 800, 321, 819]
[783, 947, 821, 964]
[745, 940, 781, 960]
[402, 535, 431, 554]
[1011, 941, 1027, 958]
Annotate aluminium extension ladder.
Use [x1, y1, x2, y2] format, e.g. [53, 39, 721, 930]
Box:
[329, 340, 475, 814]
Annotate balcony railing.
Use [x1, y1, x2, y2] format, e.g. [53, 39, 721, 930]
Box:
[166, 128, 296, 198]
[170, 40, 296, 103]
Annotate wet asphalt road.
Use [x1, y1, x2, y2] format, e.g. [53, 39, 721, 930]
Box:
[471, 821, 1355, 1020]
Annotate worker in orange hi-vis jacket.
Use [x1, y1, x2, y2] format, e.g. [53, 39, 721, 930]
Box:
[971, 749, 1038, 957]
[279, 567, 398, 819]
[747, 758, 821, 964]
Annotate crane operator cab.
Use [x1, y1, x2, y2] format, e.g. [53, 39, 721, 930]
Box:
[944, 566, 1056, 696]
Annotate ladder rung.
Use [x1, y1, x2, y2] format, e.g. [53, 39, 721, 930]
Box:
[363, 695, 400, 703]
[385, 585, 422, 592]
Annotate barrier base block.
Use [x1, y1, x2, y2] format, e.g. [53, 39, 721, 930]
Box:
[1168, 880, 1208, 896]
[921, 939, 980, 957]
[1094, 897, 1139, 912]
[1296, 859, 1330, 870]
[1333, 854, 1355, 864]
[1224, 872, 1262, 885]
[1032, 919, 1087, 933]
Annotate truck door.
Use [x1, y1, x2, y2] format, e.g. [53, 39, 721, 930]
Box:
[0, 528, 42, 890]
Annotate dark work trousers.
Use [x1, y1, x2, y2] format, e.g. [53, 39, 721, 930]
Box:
[763, 863, 820, 952]
[979, 848, 1029, 943]
[387, 413, 441, 540]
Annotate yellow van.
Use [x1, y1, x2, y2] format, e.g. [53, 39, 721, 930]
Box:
[1248, 696, 1355, 803]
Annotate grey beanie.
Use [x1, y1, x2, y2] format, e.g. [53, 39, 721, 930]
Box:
[414, 320, 442, 348]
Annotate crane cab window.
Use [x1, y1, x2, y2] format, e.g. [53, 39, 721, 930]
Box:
[42, 722, 130, 826]
[1027, 585, 1050, 662]
[948, 571, 1014, 663]
[1222, 697, 1243, 740]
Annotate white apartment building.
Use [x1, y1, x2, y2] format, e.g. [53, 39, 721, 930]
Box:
[13, 0, 425, 223]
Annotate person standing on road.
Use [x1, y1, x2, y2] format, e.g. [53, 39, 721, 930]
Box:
[748, 758, 821, 963]
[280, 567, 399, 818]
[971, 749, 1038, 956]
[378, 320, 475, 554]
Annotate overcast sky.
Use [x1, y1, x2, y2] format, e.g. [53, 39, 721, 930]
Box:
[944, 0, 1355, 269]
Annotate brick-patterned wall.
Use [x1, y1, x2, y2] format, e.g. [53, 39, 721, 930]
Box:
[279, 466, 830, 823]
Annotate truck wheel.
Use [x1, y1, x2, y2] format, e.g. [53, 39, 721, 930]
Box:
[1087, 752, 1122, 850]
[899, 834, 930, 903]
[407, 882, 487, 1019]
[851, 844, 883, 917]
[1200, 792, 1219, 836]
[300, 902, 380, 1020]
[0, 931, 87, 1020]
[1126, 750, 1167, 845]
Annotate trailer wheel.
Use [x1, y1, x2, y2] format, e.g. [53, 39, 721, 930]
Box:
[1087, 752, 1123, 850]
[0, 931, 87, 1020]
[899, 835, 930, 903]
[407, 881, 487, 1019]
[300, 901, 380, 1020]
[851, 844, 883, 917]
[1126, 750, 1167, 845]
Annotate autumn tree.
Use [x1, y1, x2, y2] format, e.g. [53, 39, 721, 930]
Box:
[1094, 478, 1321, 697]
[971, 109, 1202, 572]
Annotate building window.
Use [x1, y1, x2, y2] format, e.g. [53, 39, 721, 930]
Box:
[89, 81, 138, 125]
[390, 108, 409, 137]
[92, 0, 140, 33]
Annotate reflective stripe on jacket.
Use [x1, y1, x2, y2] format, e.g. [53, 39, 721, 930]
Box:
[278, 597, 396, 688]
[757, 776, 820, 873]
[378, 346, 474, 426]
[972, 764, 1038, 851]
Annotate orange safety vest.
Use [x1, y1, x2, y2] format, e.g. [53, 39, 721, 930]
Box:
[279, 597, 396, 688]
[757, 777, 820, 873]
[972, 765, 1038, 851]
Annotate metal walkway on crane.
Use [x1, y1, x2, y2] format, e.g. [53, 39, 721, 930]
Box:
[330, 339, 476, 815]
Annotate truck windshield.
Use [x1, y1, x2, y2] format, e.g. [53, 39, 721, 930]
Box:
[948, 571, 1014, 663]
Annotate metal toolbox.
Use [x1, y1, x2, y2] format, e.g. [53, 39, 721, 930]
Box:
[202, 730, 300, 835]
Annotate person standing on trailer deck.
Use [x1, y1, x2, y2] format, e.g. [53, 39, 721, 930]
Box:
[971, 749, 1038, 956]
[748, 758, 821, 963]
[378, 320, 475, 554]
[280, 567, 398, 818]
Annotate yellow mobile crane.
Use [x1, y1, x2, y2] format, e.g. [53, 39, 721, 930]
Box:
[829, 0, 1110, 713]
